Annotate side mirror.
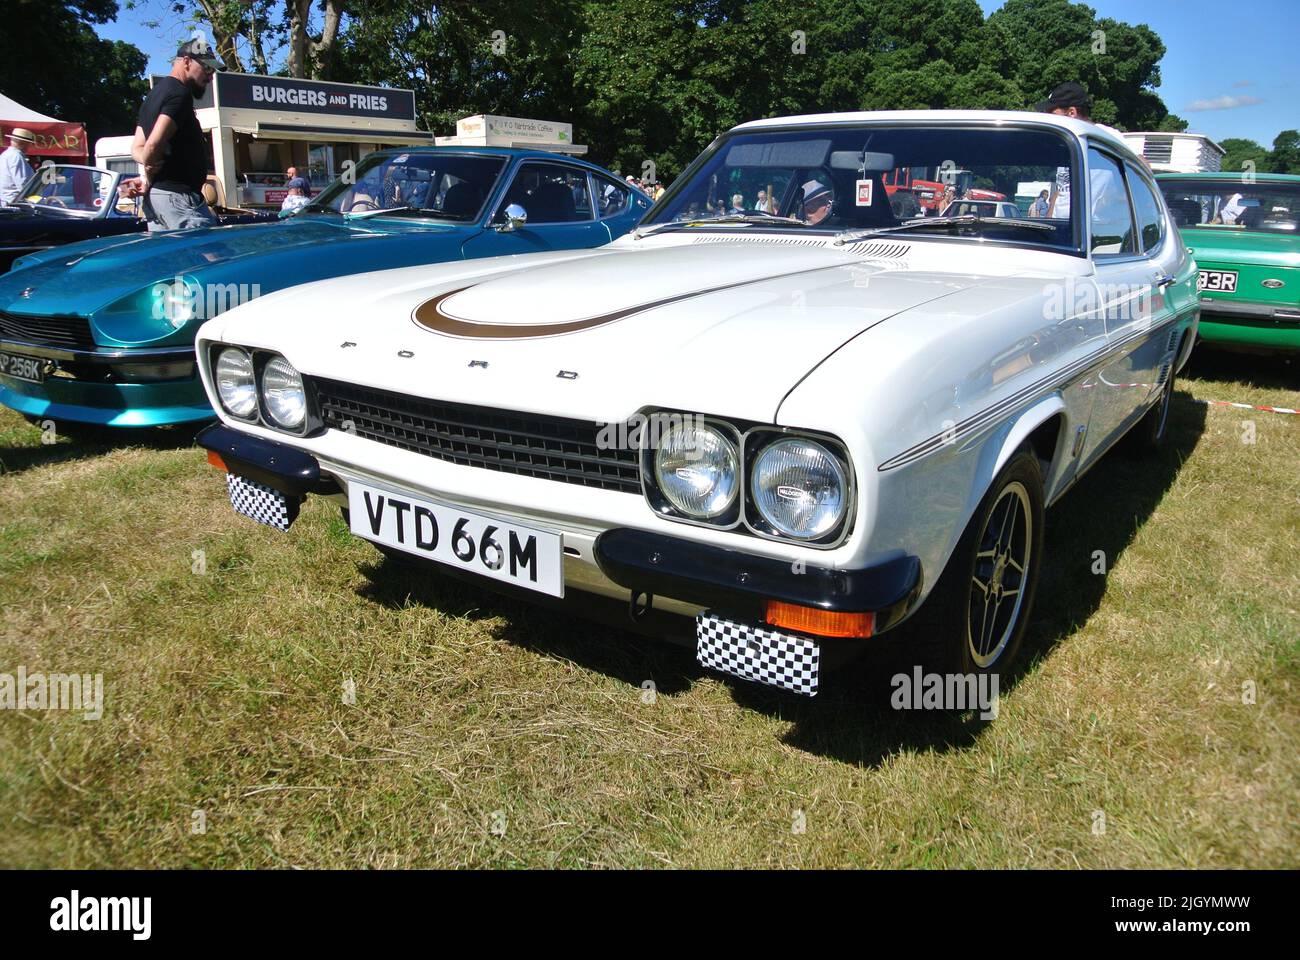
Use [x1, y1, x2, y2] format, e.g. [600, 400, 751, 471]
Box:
[497, 203, 527, 232]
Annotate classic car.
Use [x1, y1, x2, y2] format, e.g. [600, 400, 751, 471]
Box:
[0, 148, 648, 427]
[1157, 172, 1299, 353]
[193, 111, 1198, 696]
[0, 164, 272, 273]
[939, 198, 1022, 219]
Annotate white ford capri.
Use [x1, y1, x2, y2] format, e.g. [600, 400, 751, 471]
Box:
[196, 110, 1198, 697]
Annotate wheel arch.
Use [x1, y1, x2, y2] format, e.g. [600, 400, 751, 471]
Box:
[991, 395, 1069, 495]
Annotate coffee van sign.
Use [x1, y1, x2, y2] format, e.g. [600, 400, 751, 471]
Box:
[456, 114, 573, 145]
[213, 73, 417, 122]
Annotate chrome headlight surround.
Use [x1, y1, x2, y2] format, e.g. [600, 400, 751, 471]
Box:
[639, 413, 743, 528]
[743, 429, 855, 547]
[259, 354, 307, 430]
[206, 344, 322, 436]
[212, 346, 258, 421]
[637, 411, 855, 547]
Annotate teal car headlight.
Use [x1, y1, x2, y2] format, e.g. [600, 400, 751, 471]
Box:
[749, 437, 848, 540]
[260, 355, 306, 430]
[151, 275, 202, 329]
[652, 421, 739, 520]
[215, 347, 257, 419]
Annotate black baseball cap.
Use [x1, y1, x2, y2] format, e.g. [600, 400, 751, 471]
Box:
[1037, 81, 1092, 114]
[177, 37, 223, 71]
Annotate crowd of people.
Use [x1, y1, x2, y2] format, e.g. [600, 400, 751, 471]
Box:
[622, 175, 667, 202]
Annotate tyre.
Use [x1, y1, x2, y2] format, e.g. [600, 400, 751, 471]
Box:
[904, 446, 1045, 677]
[1123, 357, 1176, 453]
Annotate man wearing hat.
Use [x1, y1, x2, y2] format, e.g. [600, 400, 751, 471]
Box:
[800, 180, 834, 225]
[0, 128, 37, 206]
[1036, 82, 1125, 220]
[280, 176, 312, 214]
[131, 37, 223, 231]
[1036, 81, 1124, 139]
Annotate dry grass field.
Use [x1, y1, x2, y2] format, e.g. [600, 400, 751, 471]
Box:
[0, 349, 1296, 868]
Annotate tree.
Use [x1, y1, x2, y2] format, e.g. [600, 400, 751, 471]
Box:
[285, 0, 344, 79]
[1219, 137, 1270, 177]
[0, 1, 148, 142]
[148, 1, 345, 78]
[987, 0, 1181, 130]
[1267, 130, 1300, 175]
[335, 1, 585, 142]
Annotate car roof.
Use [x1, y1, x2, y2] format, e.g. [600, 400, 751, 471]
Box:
[1153, 171, 1300, 183]
[731, 109, 1136, 161]
[360, 145, 646, 195]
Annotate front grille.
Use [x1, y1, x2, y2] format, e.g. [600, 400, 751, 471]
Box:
[0, 311, 96, 350]
[314, 378, 641, 493]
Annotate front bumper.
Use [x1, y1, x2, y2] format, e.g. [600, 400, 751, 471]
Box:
[593, 527, 921, 632]
[198, 423, 924, 697]
[0, 337, 210, 426]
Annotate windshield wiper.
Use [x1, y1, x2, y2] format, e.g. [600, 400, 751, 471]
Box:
[835, 215, 1059, 245]
[344, 205, 462, 221]
[636, 213, 810, 237]
[343, 204, 422, 220]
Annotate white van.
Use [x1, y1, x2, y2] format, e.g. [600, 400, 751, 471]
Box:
[93, 136, 141, 177]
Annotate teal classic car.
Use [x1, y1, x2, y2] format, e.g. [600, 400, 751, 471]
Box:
[1157, 172, 1300, 353]
[0, 147, 649, 427]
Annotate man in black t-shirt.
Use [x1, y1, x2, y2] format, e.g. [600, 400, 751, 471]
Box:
[132, 38, 223, 231]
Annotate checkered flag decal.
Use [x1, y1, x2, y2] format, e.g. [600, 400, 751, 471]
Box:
[226, 473, 301, 532]
[696, 612, 821, 696]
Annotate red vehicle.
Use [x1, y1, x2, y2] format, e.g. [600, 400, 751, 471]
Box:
[884, 167, 1005, 215]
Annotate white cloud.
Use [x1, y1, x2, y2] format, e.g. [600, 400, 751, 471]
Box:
[1186, 94, 1264, 112]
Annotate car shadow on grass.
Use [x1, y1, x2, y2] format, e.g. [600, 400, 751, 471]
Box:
[1182, 347, 1298, 390]
[355, 552, 702, 696]
[0, 420, 208, 477]
[354, 395, 1205, 767]
[746, 390, 1209, 765]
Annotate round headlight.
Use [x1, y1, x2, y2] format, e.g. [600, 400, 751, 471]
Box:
[750, 438, 848, 540]
[261, 355, 306, 429]
[653, 421, 739, 519]
[153, 277, 197, 329]
[214, 347, 256, 419]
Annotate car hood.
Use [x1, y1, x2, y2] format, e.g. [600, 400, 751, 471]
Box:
[212, 239, 999, 423]
[0, 215, 468, 316]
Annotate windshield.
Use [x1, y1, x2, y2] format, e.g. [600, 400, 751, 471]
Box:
[649, 124, 1079, 250]
[308, 152, 508, 221]
[1158, 179, 1299, 235]
[16, 166, 118, 216]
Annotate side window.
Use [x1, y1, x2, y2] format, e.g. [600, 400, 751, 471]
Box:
[1126, 165, 1165, 253]
[594, 176, 630, 218]
[1087, 148, 1137, 256]
[496, 161, 592, 224]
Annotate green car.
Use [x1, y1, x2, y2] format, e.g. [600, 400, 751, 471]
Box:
[1157, 172, 1300, 353]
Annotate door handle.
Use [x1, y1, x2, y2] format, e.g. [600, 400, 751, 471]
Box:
[1155, 275, 1176, 288]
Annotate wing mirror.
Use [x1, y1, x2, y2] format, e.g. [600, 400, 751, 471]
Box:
[497, 203, 528, 232]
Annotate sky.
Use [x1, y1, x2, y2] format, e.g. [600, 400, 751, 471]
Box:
[98, 0, 1296, 148]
